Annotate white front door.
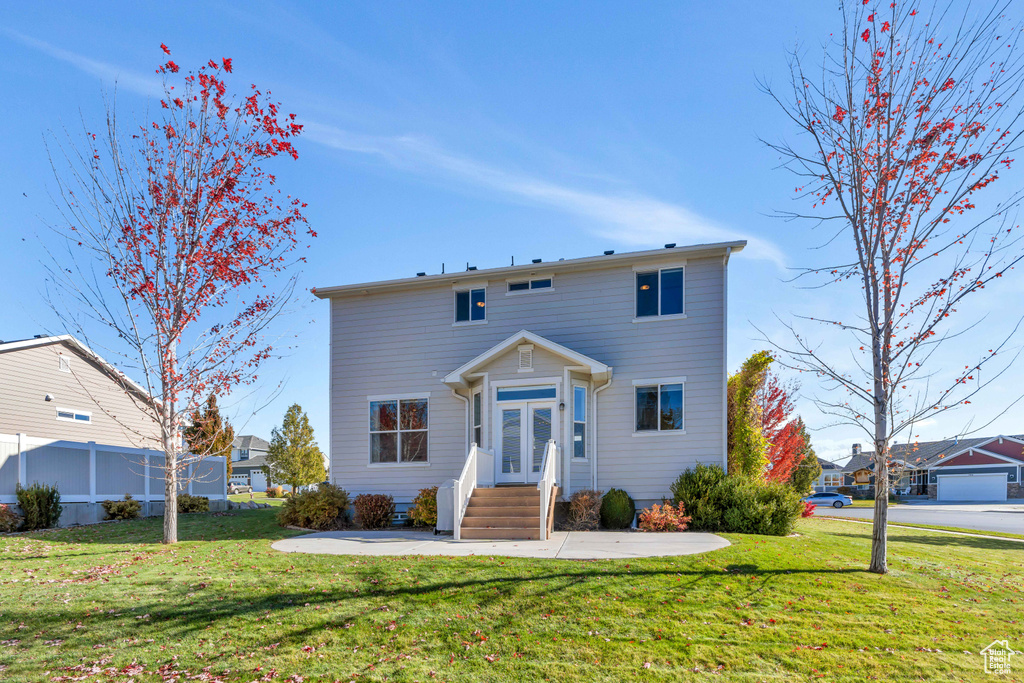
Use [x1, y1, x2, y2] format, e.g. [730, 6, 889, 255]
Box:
[495, 401, 556, 484]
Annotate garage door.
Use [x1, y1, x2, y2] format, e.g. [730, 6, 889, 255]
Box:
[937, 473, 1007, 502]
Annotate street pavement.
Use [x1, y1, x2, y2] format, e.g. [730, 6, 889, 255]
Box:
[819, 502, 1024, 535]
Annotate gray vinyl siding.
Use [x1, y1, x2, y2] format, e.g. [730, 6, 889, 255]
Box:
[0, 342, 159, 448]
[327, 255, 727, 504]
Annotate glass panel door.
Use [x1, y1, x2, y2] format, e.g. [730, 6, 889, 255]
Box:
[498, 407, 523, 482]
[531, 407, 552, 474]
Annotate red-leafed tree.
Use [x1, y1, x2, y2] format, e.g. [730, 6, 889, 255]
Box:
[763, 2, 1024, 573]
[758, 372, 807, 483]
[46, 46, 312, 543]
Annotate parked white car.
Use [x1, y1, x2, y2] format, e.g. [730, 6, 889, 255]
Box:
[802, 492, 854, 508]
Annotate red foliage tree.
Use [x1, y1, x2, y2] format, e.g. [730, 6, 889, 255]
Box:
[764, 3, 1024, 573]
[758, 372, 808, 483]
[47, 46, 312, 543]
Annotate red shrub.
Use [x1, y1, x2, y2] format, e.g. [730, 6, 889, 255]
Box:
[801, 501, 816, 518]
[638, 502, 691, 532]
[353, 494, 395, 530]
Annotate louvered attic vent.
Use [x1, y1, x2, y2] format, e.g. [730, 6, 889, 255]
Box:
[518, 345, 533, 371]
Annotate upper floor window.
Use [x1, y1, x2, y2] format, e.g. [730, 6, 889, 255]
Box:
[507, 277, 553, 293]
[636, 267, 684, 318]
[455, 288, 486, 323]
[56, 408, 91, 423]
[634, 380, 684, 432]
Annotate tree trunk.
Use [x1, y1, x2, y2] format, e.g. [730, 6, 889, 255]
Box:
[869, 438, 889, 574]
[163, 449, 178, 544]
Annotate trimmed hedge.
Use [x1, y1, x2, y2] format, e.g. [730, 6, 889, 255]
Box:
[278, 483, 350, 530]
[600, 488, 636, 529]
[671, 465, 805, 536]
[101, 494, 142, 521]
[177, 494, 209, 514]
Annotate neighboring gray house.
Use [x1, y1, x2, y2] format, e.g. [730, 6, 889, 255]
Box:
[230, 435, 271, 490]
[314, 241, 743, 538]
[812, 457, 844, 493]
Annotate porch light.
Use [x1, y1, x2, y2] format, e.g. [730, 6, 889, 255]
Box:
[476, 301, 485, 307]
[640, 284, 651, 290]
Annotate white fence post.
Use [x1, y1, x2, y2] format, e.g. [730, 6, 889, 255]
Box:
[144, 451, 151, 502]
[222, 457, 228, 501]
[187, 461, 193, 495]
[17, 433, 26, 488]
[88, 441, 97, 503]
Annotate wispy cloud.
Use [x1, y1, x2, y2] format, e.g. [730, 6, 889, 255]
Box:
[7, 30, 785, 266]
[2, 28, 163, 99]
[305, 123, 787, 266]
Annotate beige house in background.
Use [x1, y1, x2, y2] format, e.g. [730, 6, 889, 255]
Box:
[0, 335, 158, 447]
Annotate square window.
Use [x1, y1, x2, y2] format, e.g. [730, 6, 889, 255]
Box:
[401, 431, 428, 462]
[369, 400, 397, 432]
[370, 433, 398, 463]
[456, 288, 486, 322]
[369, 397, 428, 465]
[636, 268, 685, 318]
[635, 382, 685, 432]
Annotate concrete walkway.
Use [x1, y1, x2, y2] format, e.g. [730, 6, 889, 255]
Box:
[271, 529, 730, 560]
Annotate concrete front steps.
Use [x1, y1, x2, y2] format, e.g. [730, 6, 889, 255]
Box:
[461, 485, 543, 540]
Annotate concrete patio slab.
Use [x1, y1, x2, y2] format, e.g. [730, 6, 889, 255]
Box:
[271, 529, 729, 560]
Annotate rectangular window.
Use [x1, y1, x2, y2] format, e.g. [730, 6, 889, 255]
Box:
[507, 277, 553, 293]
[496, 385, 557, 401]
[634, 382, 684, 432]
[573, 385, 587, 458]
[635, 267, 685, 318]
[369, 398, 428, 464]
[823, 473, 842, 487]
[455, 288, 486, 323]
[472, 391, 482, 446]
[56, 408, 91, 423]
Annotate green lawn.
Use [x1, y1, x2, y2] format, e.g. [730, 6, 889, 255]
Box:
[228, 491, 286, 507]
[1, 511, 1021, 682]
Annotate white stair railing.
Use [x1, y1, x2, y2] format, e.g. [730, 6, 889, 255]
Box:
[454, 443, 479, 541]
[537, 439, 558, 541]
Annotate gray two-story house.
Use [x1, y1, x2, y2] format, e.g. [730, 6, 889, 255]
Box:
[314, 240, 744, 538]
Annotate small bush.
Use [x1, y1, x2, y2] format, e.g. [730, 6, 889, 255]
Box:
[408, 486, 439, 528]
[16, 483, 63, 530]
[265, 486, 285, 499]
[101, 494, 142, 521]
[566, 489, 603, 530]
[177, 494, 209, 513]
[638, 502, 691, 532]
[0, 504, 23, 532]
[670, 464, 727, 531]
[278, 483, 350, 530]
[353, 494, 395, 530]
[802, 501, 816, 518]
[836, 486, 855, 495]
[600, 488, 636, 529]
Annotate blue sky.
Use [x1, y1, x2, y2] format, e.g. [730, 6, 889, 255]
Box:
[2, 1, 1022, 464]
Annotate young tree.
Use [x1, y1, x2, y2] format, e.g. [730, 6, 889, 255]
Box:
[265, 404, 326, 493]
[727, 351, 774, 476]
[757, 371, 807, 483]
[763, 2, 1024, 572]
[786, 420, 821, 495]
[184, 394, 235, 477]
[46, 46, 311, 543]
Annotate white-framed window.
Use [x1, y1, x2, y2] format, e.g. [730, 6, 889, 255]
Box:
[823, 473, 842, 487]
[56, 408, 92, 423]
[369, 397, 428, 464]
[633, 378, 685, 433]
[572, 384, 587, 458]
[454, 288, 486, 323]
[635, 266, 685, 319]
[507, 277, 553, 294]
[472, 390, 482, 446]
[58, 356, 71, 373]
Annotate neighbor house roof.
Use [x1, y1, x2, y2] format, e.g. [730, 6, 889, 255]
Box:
[0, 334, 153, 403]
[817, 457, 842, 471]
[232, 454, 268, 471]
[232, 435, 270, 451]
[312, 241, 746, 299]
[843, 434, 1024, 472]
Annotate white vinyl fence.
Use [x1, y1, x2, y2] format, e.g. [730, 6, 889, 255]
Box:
[0, 432, 227, 505]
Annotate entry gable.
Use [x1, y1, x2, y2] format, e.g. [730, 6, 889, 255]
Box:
[973, 436, 1024, 462]
[443, 330, 611, 389]
[930, 446, 1022, 468]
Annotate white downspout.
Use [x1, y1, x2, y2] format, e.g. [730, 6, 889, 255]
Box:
[592, 371, 614, 491]
[722, 246, 732, 472]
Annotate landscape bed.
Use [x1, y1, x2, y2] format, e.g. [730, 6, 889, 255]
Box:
[0, 510, 1021, 682]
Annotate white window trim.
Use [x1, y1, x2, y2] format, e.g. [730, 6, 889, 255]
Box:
[631, 377, 686, 436]
[572, 382, 588, 459]
[505, 276, 556, 296]
[367, 396, 430, 467]
[452, 286, 487, 326]
[633, 264, 686, 322]
[56, 408, 92, 424]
